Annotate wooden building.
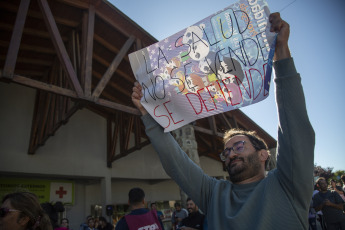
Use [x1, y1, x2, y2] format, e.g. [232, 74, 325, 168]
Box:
[0, 0, 276, 229]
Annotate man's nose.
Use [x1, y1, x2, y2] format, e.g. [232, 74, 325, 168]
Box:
[229, 151, 239, 159]
[225, 151, 238, 164]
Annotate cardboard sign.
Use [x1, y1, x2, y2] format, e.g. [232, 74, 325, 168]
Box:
[129, 0, 276, 132]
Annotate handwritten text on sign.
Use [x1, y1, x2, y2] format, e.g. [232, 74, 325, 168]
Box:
[129, 0, 276, 132]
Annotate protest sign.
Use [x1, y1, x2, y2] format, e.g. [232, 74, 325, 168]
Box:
[129, 0, 276, 132]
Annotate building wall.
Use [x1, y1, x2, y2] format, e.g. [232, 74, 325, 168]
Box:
[0, 82, 227, 229]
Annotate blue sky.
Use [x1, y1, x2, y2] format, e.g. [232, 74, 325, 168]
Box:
[109, 0, 345, 171]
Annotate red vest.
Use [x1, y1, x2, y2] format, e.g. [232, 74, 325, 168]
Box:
[125, 210, 162, 230]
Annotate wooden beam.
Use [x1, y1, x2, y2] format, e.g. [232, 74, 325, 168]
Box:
[107, 117, 111, 166]
[3, 0, 31, 78]
[124, 115, 134, 150]
[208, 116, 217, 134]
[28, 93, 41, 154]
[38, 92, 52, 143]
[136, 38, 142, 50]
[93, 34, 130, 63]
[207, 116, 218, 152]
[220, 113, 232, 129]
[0, 23, 69, 41]
[112, 140, 151, 162]
[6, 74, 77, 97]
[194, 126, 224, 138]
[70, 30, 78, 79]
[0, 72, 141, 116]
[95, 98, 141, 115]
[196, 134, 212, 155]
[48, 94, 57, 134]
[134, 116, 141, 148]
[92, 36, 135, 98]
[226, 114, 238, 129]
[119, 112, 125, 153]
[0, 41, 56, 54]
[92, 70, 132, 97]
[81, 5, 95, 97]
[0, 1, 79, 27]
[1, 55, 52, 66]
[37, 0, 83, 97]
[92, 54, 133, 82]
[110, 113, 120, 164]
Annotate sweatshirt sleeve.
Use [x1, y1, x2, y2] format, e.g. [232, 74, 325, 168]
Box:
[141, 115, 215, 209]
[273, 57, 315, 216]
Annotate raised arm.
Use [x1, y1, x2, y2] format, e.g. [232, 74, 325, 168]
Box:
[270, 12, 315, 211]
[132, 83, 214, 209]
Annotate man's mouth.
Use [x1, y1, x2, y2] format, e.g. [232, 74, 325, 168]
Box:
[230, 158, 243, 166]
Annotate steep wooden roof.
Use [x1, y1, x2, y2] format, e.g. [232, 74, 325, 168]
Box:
[0, 0, 276, 168]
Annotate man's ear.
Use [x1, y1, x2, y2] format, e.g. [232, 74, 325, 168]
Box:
[18, 216, 30, 228]
[258, 149, 269, 162]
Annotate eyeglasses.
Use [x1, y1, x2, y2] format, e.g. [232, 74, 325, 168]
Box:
[0, 208, 21, 218]
[219, 141, 245, 161]
[219, 140, 261, 162]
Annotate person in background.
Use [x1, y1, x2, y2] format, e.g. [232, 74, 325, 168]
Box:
[335, 186, 345, 202]
[179, 198, 205, 230]
[331, 179, 345, 202]
[55, 218, 70, 230]
[151, 202, 164, 220]
[309, 198, 317, 230]
[0, 192, 52, 230]
[94, 217, 100, 229]
[331, 179, 338, 191]
[97, 216, 114, 230]
[171, 202, 188, 230]
[80, 215, 92, 230]
[87, 217, 96, 230]
[313, 177, 345, 230]
[341, 175, 345, 192]
[115, 187, 164, 230]
[313, 184, 327, 230]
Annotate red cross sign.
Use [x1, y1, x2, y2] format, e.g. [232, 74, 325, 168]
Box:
[55, 186, 67, 198]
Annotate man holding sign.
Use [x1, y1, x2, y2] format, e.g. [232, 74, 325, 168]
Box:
[132, 13, 314, 229]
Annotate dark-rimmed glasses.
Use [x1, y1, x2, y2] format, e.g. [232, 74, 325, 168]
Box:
[0, 207, 21, 218]
[219, 140, 257, 161]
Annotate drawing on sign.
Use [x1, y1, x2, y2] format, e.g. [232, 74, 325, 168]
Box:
[129, 0, 276, 132]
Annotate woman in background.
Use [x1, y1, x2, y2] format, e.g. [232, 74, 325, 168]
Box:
[0, 192, 52, 230]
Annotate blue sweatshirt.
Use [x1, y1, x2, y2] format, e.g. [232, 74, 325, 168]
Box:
[141, 58, 315, 230]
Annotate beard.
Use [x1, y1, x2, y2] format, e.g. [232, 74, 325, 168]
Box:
[226, 151, 261, 183]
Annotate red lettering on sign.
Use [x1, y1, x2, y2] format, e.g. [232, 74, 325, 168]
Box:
[163, 101, 184, 125]
[185, 93, 203, 115]
[154, 105, 170, 128]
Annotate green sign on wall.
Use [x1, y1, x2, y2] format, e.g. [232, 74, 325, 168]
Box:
[0, 178, 74, 204]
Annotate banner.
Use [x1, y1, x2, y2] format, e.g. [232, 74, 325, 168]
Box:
[0, 178, 74, 204]
[129, 0, 276, 132]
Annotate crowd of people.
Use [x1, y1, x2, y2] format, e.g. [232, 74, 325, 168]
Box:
[309, 176, 345, 230]
[1, 183, 344, 230]
[1, 12, 345, 230]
